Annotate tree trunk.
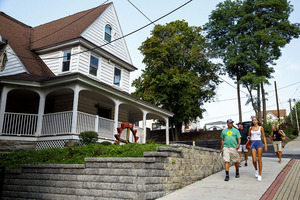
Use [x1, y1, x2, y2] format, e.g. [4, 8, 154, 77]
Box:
[261, 82, 266, 126]
[257, 84, 262, 121]
[174, 122, 182, 141]
[245, 84, 258, 118]
[237, 82, 242, 122]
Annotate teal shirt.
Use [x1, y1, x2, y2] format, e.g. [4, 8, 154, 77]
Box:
[221, 128, 241, 148]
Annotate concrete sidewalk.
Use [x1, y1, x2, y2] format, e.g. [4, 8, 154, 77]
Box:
[158, 136, 300, 200]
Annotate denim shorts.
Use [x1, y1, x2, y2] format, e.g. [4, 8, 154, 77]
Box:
[250, 140, 264, 150]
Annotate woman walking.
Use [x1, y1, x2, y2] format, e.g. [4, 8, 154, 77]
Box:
[270, 125, 286, 164]
[249, 117, 268, 182]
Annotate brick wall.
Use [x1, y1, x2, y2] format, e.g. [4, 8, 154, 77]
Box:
[2, 144, 224, 200]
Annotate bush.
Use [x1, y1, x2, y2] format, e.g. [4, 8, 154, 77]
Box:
[0, 143, 166, 169]
[79, 131, 98, 145]
[100, 141, 113, 146]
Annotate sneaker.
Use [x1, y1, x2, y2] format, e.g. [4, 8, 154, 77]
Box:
[245, 163, 248, 166]
[225, 176, 229, 181]
[258, 175, 262, 182]
[239, 163, 242, 167]
[255, 170, 258, 178]
[236, 172, 240, 178]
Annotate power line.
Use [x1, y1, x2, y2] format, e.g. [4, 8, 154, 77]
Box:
[127, 0, 155, 25]
[7, 0, 193, 61]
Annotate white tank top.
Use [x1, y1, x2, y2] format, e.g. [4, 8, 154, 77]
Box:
[251, 126, 262, 140]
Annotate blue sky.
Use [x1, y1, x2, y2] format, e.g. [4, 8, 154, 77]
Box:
[1, 0, 300, 128]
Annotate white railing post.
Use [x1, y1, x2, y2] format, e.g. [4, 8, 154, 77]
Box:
[71, 86, 80, 134]
[36, 92, 45, 136]
[165, 117, 169, 145]
[142, 110, 147, 144]
[113, 100, 121, 137]
[95, 115, 99, 133]
[0, 87, 9, 133]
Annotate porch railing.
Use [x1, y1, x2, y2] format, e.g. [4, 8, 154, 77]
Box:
[2, 112, 38, 136]
[98, 116, 114, 139]
[41, 111, 72, 135]
[2, 111, 144, 143]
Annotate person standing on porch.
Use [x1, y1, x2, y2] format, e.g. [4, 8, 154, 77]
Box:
[237, 122, 248, 167]
[249, 116, 268, 182]
[220, 119, 241, 181]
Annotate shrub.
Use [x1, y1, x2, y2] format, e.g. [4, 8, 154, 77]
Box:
[79, 131, 98, 145]
[100, 141, 113, 146]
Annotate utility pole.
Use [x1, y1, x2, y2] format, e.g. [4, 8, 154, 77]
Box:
[289, 99, 294, 126]
[294, 99, 300, 136]
[274, 81, 280, 125]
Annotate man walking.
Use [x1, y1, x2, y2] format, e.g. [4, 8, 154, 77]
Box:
[237, 122, 248, 167]
[220, 119, 241, 181]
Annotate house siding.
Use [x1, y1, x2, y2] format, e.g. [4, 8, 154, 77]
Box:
[0, 45, 27, 76]
[39, 51, 61, 75]
[81, 5, 131, 64]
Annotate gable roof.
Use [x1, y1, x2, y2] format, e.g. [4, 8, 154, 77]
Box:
[31, 3, 111, 50]
[0, 12, 55, 79]
[267, 109, 286, 117]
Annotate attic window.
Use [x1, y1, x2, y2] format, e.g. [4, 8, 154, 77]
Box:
[89, 55, 99, 76]
[62, 50, 71, 72]
[105, 24, 112, 42]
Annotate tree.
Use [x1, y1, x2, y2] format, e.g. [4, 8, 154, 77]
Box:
[204, 0, 249, 123]
[205, 0, 300, 124]
[132, 20, 221, 141]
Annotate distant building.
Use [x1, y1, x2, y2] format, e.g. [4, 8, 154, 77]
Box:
[205, 121, 227, 130]
[264, 109, 286, 123]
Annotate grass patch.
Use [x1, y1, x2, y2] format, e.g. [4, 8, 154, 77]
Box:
[0, 143, 165, 169]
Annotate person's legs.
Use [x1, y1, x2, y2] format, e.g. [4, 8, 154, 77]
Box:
[257, 147, 263, 181]
[251, 149, 257, 170]
[238, 151, 242, 163]
[278, 141, 282, 163]
[244, 152, 248, 165]
[257, 147, 263, 175]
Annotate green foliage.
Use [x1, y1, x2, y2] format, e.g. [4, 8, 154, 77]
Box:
[132, 20, 222, 138]
[145, 140, 156, 144]
[100, 141, 113, 146]
[204, 0, 300, 116]
[283, 125, 296, 139]
[79, 131, 98, 145]
[0, 143, 165, 169]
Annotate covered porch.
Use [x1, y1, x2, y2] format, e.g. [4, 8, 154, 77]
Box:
[0, 74, 173, 148]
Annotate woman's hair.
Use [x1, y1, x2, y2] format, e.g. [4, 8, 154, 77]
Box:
[272, 125, 278, 131]
[251, 116, 262, 126]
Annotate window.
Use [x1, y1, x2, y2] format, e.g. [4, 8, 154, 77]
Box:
[89, 55, 99, 76]
[105, 24, 112, 42]
[97, 107, 111, 119]
[62, 50, 71, 72]
[114, 67, 121, 86]
[152, 123, 161, 130]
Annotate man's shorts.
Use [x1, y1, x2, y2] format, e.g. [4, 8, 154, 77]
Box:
[250, 140, 264, 150]
[223, 147, 239, 163]
[238, 144, 248, 152]
[273, 141, 282, 152]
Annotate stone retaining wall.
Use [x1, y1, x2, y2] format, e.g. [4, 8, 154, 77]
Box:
[2, 144, 224, 200]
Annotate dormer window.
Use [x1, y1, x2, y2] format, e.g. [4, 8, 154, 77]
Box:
[89, 55, 99, 76]
[105, 24, 112, 42]
[62, 50, 71, 72]
[114, 67, 121, 86]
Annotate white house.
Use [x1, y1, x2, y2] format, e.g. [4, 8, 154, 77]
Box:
[265, 109, 286, 124]
[0, 3, 173, 150]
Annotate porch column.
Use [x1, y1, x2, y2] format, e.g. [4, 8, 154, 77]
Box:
[142, 110, 147, 144]
[113, 100, 121, 137]
[71, 86, 80, 134]
[0, 86, 9, 133]
[165, 117, 169, 145]
[36, 92, 46, 136]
